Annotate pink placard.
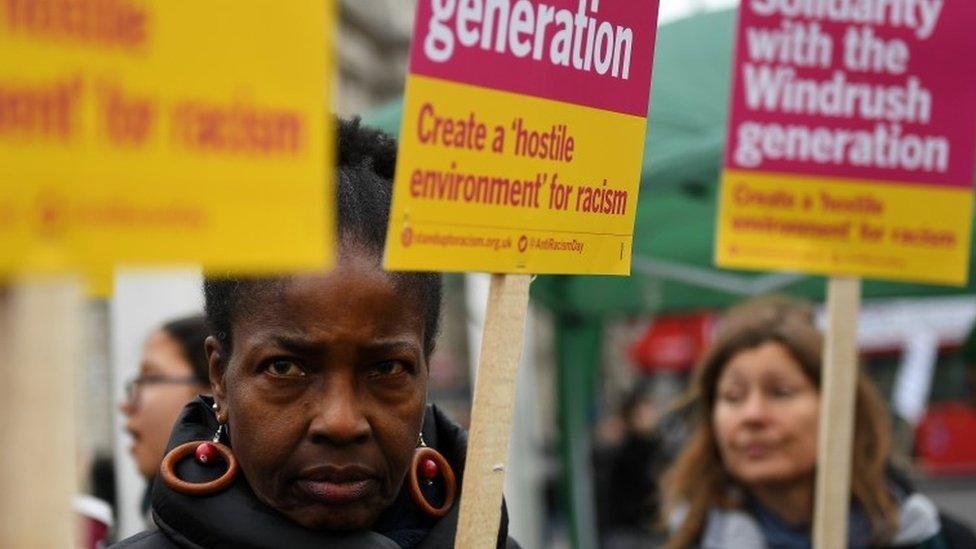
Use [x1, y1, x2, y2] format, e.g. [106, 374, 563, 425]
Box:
[725, 2, 976, 188]
[409, 0, 660, 118]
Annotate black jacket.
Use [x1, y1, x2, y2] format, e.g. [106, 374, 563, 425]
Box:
[113, 397, 519, 549]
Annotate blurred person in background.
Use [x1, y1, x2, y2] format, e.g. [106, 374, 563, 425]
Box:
[598, 381, 668, 548]
[112, 119, 519, 548]
[960, 321, 976, 407]
[662, 296, 947, 548]
[120, 315, 211, 522]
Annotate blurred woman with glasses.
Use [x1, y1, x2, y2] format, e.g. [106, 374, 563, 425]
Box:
[120, 315, 211, 521]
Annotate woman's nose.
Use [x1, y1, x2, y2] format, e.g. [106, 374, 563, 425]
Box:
[308, 378, 371, 446]
[740, 392, 770, 423]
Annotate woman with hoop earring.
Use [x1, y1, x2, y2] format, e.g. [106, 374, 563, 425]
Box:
[112, 119, 521, 549]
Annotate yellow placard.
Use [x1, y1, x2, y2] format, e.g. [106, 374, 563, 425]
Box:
[0, 1, 334, 276]
[385, 76, 646, 275]
[716, 170, 974, 285]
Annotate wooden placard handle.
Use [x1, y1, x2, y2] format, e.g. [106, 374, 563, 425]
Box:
[454, 273, 531, 549]
[0, 277, 82, 547]
[813, 276, 861, 549]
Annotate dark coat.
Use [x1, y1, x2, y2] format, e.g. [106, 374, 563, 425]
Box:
[112, 397, 519, 549]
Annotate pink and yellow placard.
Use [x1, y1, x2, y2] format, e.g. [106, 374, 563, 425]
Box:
[0, 1, 334, 278]
[385, 0, 660, 275]
[717, 1, 976, 285]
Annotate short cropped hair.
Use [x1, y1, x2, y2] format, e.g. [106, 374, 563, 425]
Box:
[203, 118, 442, 358]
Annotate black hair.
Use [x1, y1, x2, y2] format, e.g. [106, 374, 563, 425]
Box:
[160, 314, 211, 385]
[203, 118, 443, 359]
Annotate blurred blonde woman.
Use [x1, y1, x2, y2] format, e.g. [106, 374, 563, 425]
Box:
[662, 296, 946, 548]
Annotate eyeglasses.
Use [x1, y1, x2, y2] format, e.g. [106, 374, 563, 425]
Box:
[124, 374, 200, 409]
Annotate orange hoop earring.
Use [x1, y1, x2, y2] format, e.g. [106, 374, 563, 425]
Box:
[160, 405, 238, 496]
[407, 435, 457, 518]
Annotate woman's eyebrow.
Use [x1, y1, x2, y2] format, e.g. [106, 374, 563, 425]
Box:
[140, 360, 163, 374]
[248, 333, 422, 356]
[719, 368, 744, 382]
[763, 372, 799, 386]
[263, 334, 324, 354]
[362, 338, 422, 356]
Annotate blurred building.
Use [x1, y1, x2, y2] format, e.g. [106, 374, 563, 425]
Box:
[337, 0, 416, 116]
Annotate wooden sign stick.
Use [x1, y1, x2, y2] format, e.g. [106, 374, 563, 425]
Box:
[455, 273, 531, 549]
[813, 276, 861, 549]
[0, 277, 82, 547]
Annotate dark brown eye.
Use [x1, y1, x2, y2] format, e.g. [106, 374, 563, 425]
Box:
[265, 359, 305, 378]
[371, 360, 407, 377]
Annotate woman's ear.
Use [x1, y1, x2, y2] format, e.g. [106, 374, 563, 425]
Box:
[205, 336, 228, 407]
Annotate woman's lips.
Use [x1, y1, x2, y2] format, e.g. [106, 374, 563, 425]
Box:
[296, 478, 378, 505]
[295, 465, 380, 505]
[741, 442, 774, 458]
[125, 428, 141, 454]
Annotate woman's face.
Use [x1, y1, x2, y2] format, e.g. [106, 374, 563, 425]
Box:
[210, 251, 428, 531]
[712, 341, 820, 489]
[121, 330, 204, 479]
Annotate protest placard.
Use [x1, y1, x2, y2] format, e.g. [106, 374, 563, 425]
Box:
[0, 1, 334, 277]
[717, 0, 976, 285]
[386, 1, 660, 546]
[386, 0, 659, 276]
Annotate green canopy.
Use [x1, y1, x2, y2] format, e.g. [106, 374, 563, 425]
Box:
[366, 8, 976, 316]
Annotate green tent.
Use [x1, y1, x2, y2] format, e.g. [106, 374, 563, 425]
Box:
[365, 8, 976, 547]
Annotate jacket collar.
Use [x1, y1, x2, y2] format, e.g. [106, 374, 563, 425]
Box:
[695, 491, 942, 549]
